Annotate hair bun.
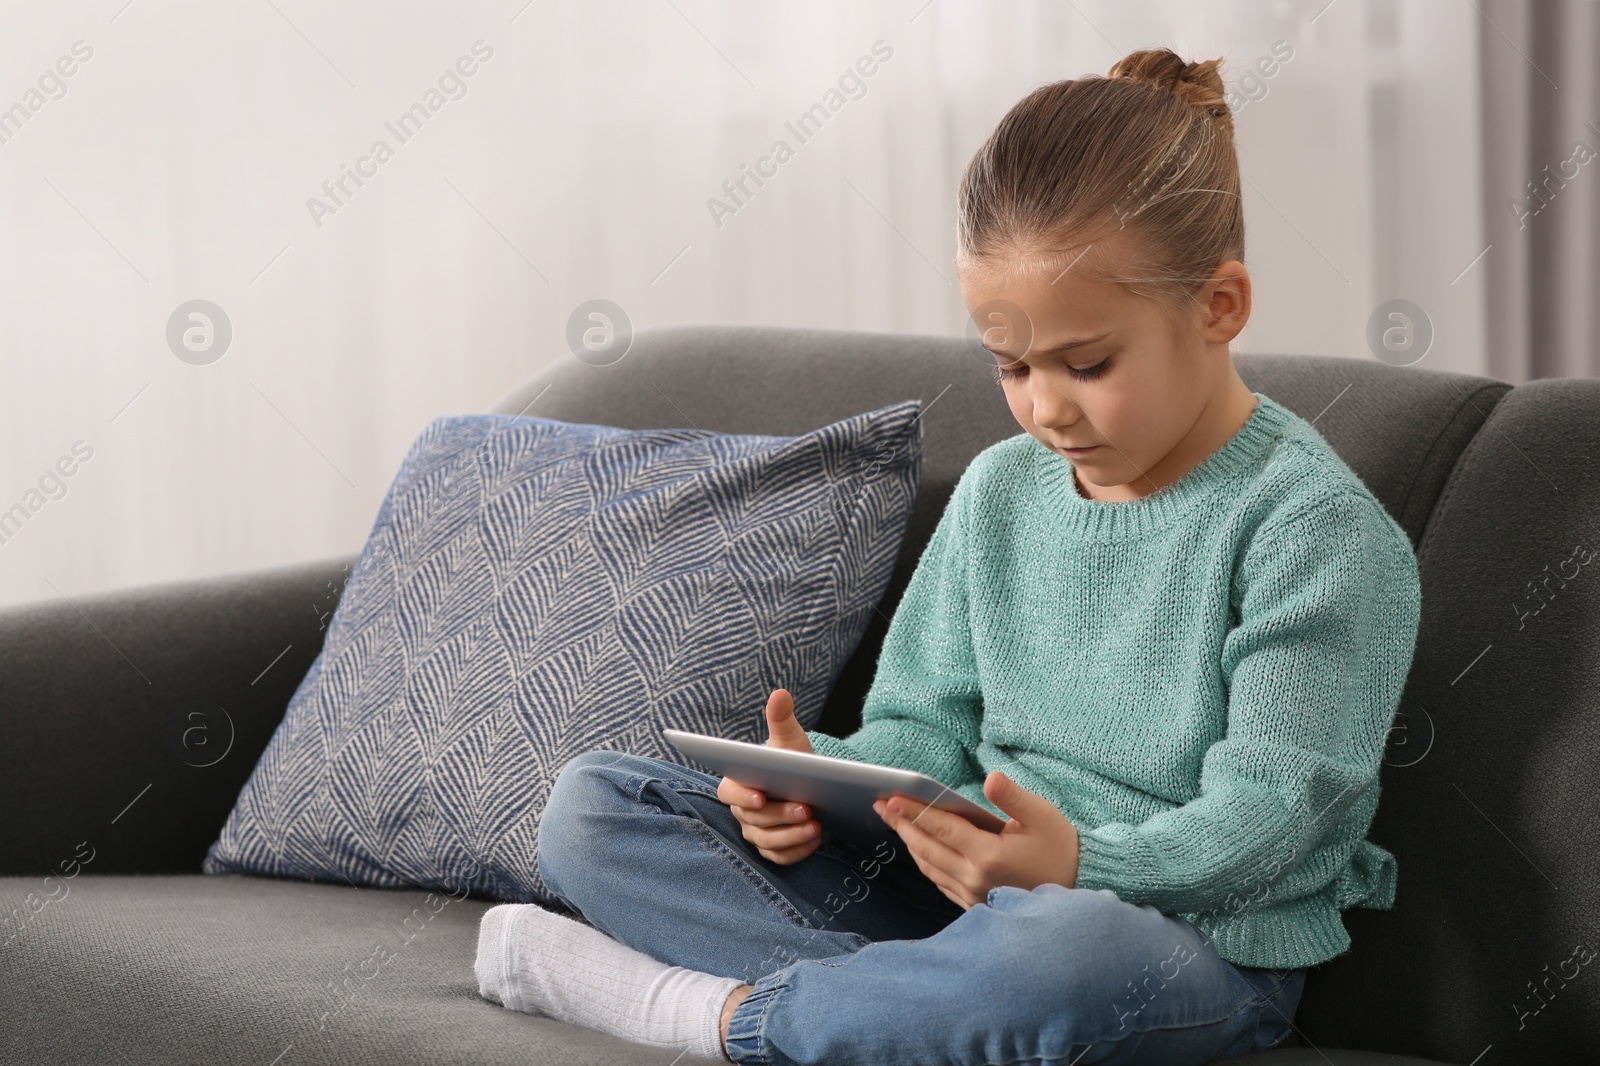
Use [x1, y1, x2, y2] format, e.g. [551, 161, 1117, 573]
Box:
[1107, 48, 1231, 128]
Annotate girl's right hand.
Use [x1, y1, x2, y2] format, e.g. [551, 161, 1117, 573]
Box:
[717, 688, 822, 865]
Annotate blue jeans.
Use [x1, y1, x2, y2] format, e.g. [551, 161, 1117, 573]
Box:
[535, 749, 1307, 1066]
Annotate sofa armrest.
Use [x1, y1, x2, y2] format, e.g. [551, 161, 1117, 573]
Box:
[0, 554, 358, 876]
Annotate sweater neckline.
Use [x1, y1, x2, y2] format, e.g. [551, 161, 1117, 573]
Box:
[1031, 392, 1292, 539]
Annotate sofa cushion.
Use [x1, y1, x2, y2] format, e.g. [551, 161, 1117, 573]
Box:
[489, 324, 1510, 740]
[1289, 378, 1600, 1062]
[0, 873, 721, 1065]
[203, 404, 923, 905]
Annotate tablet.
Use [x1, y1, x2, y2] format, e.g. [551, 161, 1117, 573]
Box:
[662, 728, 1006, 850]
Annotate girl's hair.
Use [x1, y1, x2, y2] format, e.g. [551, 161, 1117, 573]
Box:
[957, 48, 1243, 328]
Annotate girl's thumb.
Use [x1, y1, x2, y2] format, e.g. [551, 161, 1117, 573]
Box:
[985, 770, 1034, 820]
[764, 689, 813, 752]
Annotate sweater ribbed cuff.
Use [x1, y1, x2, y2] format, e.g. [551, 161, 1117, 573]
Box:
[1072, 824, 1150, 898]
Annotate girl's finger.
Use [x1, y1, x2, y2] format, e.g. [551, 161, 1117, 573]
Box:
[890, 795, 980, 846]
[908, 850, 967, 908]
[759, 840, 819, 865]
[749, 819, 821, 850]
[881, 800, 972, 882]
[758, 832, 823, 864]
[718, 778, 766, 809]
[733, 801, 811, 828]
[882, 805, 963, 894]
[896, 833, 957, 895]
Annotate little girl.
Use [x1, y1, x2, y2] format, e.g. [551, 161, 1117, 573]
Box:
[475, 48, 1421, 1066]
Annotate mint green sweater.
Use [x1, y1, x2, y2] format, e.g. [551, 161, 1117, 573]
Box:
[807, 393, 1422, 970]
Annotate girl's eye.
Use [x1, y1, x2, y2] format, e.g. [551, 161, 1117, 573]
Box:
[1067, 357, 1112, 381]
[991, 357, 1112, 383]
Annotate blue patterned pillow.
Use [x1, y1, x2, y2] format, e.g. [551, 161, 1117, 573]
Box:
[203, 401, 923, 903]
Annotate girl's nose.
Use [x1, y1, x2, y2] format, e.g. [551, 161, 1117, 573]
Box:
[1030, 375, 1082, 429]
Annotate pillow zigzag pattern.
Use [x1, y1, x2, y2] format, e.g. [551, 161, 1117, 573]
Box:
[204, 402, 923, 903]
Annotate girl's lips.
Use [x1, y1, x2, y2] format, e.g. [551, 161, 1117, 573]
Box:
[1061, 445, 1098, 455]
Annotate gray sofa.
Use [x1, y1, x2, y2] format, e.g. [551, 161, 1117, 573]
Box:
[3, 324, 1595, 1065]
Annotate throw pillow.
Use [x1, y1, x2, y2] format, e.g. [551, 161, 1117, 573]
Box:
[203, 400, 923, 904]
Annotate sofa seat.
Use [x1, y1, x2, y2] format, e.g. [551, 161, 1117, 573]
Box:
[2, 873, 717, 1065]
[2, 873, 1449, 1065]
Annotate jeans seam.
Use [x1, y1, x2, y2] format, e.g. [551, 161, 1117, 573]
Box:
[684, 817, 813, 928]
[621, 770, 815, 931]
[1080, 987, 1261, 1056]
[1105, 920, 1267, 1042]
[638, 777, 722, 804]
[623, 760, 879, 950]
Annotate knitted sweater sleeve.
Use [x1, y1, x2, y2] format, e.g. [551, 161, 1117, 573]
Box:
[1072, 493, 1421, 915]
[805, 474, 985, 790]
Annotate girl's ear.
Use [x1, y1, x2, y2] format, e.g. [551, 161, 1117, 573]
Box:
[1199, 260, 1251, 344]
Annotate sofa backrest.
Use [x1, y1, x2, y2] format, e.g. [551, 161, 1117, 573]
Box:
[491, 324, 1507, 736]
[1293, 378, 1600, 1063]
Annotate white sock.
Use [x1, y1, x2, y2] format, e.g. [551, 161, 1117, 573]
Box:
[475, 903, 745, 1061]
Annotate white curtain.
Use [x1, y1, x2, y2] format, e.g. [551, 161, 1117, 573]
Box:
[1479, 0, 1600, 382]
[0, 0, 1483, 610]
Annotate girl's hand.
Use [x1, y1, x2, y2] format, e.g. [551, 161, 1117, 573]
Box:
[873, 770, 1080, 909]
[717, 689, 823, 865]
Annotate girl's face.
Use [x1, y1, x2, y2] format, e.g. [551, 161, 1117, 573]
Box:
[958, 233, 1252, 502]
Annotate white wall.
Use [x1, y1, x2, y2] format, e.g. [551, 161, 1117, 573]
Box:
[0, 0, 1484, 610]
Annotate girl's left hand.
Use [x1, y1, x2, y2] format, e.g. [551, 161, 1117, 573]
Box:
[873, 770, 1080, 910]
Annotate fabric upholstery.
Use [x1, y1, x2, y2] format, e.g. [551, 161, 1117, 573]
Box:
[0, 554, 356, 877]
[202, 406, 923, 905]
[1225, 354, 1511, 545]
[1288, 378, 1600, 1063]
[0, 873, 718, 1065]
[489, 324, 1510, 741]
